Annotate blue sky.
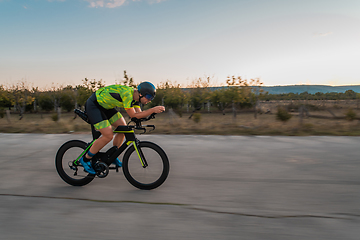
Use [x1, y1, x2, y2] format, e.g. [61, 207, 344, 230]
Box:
[1, 0, 359, 88]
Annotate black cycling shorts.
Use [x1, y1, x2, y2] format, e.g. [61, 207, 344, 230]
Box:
[85, 93, 122, 130]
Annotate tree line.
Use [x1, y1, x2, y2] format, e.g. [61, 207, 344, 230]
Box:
[0, 78, 105, 118]
[262, 90, 359, 101]
[0, 72, 359, 118]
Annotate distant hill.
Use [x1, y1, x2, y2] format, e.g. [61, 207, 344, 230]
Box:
[183, 85, 360, 94]
[261, 85, 360, 94]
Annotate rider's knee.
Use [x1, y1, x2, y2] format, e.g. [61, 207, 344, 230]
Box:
[101, 132, 114, 143]
[115, 132, 125, 137]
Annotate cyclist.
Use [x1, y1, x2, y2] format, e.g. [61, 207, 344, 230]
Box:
[79, 81, 165, 174]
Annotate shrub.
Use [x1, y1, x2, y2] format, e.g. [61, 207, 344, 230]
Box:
[192, 113, 201, 123]
[51, 113, 59, 122]
[276, 107, 292, 122]
[345, 108, 356, 121]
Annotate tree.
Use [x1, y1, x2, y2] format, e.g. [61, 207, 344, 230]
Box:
[61, 85, 77, 112]
[210, 88, 227, 114]
[38, 93, 53, 112]
[48, 83, 65, 116]
[31, 86, 40, 112]
[155, 81, 188, 116]
[75, 85, 91, 108]
[122, 70, 137, 88]
[8, 81, 34, 119]
[0, 85, 12, 109]
[75, 78, 105, 108]
[60, 91, 75, 112]
[187, 76, 212, 115]
[344, 90, 357, 99]
[224, 76, 252, 119]
[81, 78, 105, 92]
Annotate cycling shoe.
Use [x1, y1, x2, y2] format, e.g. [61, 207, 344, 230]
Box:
[79, 156, 96, 174]
[113, 158, 122, 168]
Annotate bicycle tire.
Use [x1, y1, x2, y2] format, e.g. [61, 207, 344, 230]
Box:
[55, 140, 95, 186]
[122, 141, 169, 190]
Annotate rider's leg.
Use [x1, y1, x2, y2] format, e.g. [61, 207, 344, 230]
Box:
[86, 126, 114, 158]
[80, 126, 114, 173]
[112, 117, 127, 147]
[82, 95, 118, 172]
[111, 117, 127, 167]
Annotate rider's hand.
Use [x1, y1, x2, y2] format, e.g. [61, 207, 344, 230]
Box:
[152, 106, 165, 114]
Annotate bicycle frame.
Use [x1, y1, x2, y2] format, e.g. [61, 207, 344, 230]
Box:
[74, 125, 148, 169]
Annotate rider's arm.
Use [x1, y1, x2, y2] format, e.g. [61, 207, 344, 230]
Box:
[126, 106, 165, 119]
[135, 107, 142, 113]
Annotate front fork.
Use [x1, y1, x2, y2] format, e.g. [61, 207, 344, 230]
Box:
[131, 139, 148, 168]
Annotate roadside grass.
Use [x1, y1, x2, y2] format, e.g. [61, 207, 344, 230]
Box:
[0, 109, 359, 136]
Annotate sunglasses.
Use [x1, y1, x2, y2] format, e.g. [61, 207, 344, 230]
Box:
[145, 94, 154, 101]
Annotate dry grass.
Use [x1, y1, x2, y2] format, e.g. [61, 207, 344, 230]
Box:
[1, 109, 359, 136]
[0, 112, 90, 134]
[155, 110, 360, 136]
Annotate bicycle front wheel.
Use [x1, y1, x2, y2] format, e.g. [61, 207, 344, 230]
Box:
[55, 140, 95, 186]
[122, 141, 169, 190]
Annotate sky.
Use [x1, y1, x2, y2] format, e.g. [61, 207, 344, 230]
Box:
[1, 0, 360, 88]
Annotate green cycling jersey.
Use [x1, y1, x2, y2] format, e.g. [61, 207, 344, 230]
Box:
[95, 85, 140, 110]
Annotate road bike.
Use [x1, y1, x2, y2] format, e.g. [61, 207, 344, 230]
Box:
[55, 109, 170, 190]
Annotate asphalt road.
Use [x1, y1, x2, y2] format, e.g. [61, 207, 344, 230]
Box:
[0, 133, 359, 240]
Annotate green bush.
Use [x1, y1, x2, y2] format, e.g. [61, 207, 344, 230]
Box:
[345, 108, 356, 121]
[192, 113, 201, 123]
[51, 113, 59, 122]
[276, 107, 292, 122]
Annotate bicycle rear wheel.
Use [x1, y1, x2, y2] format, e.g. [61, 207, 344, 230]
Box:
[122, 141, 169, 190]
[55, 140, 95, 186]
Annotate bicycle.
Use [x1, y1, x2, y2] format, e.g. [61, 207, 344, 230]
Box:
[55, 109, 170, 190]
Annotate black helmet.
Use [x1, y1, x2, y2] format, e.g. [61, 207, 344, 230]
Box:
[138, 82, 156, 100]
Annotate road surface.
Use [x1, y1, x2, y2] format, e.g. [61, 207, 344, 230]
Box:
[0, 133, 359, 239]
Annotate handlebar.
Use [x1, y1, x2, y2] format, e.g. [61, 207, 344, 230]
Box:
[128, 113, 157, 134]
[129, 113, 156, 126]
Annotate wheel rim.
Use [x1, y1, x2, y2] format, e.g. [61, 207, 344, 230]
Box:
[126, 146, 165, 185]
